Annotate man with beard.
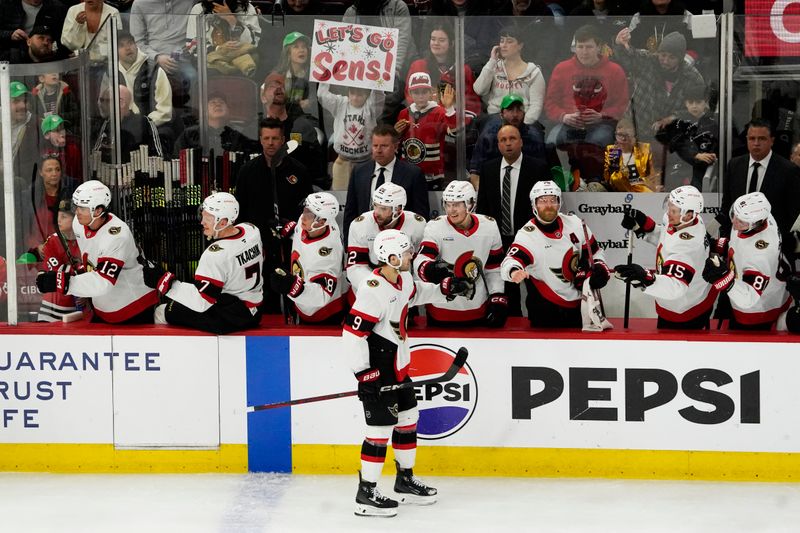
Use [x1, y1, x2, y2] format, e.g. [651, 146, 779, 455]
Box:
[8, 81, 39, 182]
[0, 0, 68, 61]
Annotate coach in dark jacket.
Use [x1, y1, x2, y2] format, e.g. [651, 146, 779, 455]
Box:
[342, 123, 430, 235]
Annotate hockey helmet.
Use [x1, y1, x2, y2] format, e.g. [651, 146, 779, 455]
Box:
[442, 180, 477, 212]
[668, 185, 703, 224]
[373, 229, 412, 269]
[72, 180, 111, 225]
[201, 192, 239, 235]
[304, 192, 339, 229]
[529, 180, 561, 223]
[372, 183, 407, 223]
[731, 192, 771, 233]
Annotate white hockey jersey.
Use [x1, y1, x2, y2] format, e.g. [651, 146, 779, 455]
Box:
[343, 270, 450, 380]
[500, 214, 607, 308]
[414, 214, 505, 322]
[640, 217, 715, 322]
[70, 214, 157, 323]
[166, 223, 263, 312]
[288, 222, 346, 323]
[346, 210, 426, 294]
[727, 215, 791, 325]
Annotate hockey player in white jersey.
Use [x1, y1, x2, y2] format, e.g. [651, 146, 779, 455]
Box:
[343, 229, 470, 517]
[270, 192, 346, 324]
[346, 182, 426, 296]
[36, 180, 157, 324]
[144, 192, 263, 334]
[701, 192, 792, 330]
[414, 181, 508, 326]
[615, 185, 715, 329]
[500, 181, 611, 328]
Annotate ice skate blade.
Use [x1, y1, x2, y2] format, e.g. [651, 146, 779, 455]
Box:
[354, 504, 398, 517]
[394, 492, 437, 505]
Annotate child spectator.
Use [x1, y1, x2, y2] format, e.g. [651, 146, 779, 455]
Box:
[318, 83, 385, 191]
[395, 72, 456, 190]
[31, 73, 77, 124]
[603, 118, 661, 192]
[36, 198, 81, 322]
[40, 114, 83, 181]
[187, 0, 260, 77]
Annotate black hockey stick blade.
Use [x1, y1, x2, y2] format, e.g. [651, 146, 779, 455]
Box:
[247, 347, 469, 412]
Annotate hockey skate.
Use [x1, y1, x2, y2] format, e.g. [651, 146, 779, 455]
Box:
[393, 461, 438, 505]
[355, 472, 398, 517]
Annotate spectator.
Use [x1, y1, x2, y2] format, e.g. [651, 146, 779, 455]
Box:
[405, 22, 481, 123]
[395, 72, 456, 191]
[792, 142, 800, 167]
[92, 85, 163, 163]
[342, 124, 430, 234]
[8, 81, 39, 183]
[39, 114, 83, 182]
[117, 30, 173, 129]
[717, 119, 800, 254]
[544, 24, 629, 191]
[22, 155, 78, 260]
[36, 198, 81, 322]
[426, 0, 490, 73]
[628, 0, 693, 55]
[469, 94, 548, 190]
[235, 118, 313, 313]
[61, 0, 121, 57]
[0, 0, 68, 61]
[570, 1, 636, 46]
[602, 118, 660, 192]
[31, 73, 77, 125]
[476, 123, 550, 315]
[474, 25, 546, 125]
[492, 0, 552, 16]
[3, 23, 58, 63]
[274, 31, 316, 116]
[318, 83, 385, 191]
[187, 0, 260, 77]
[174, 92, 258, 156]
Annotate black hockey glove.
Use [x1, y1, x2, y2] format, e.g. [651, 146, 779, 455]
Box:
[614, 263, 655, 289]
[589, 261, 612, 290]
[702, 254, 734, 292]
[621, 208, 654, 236]
[709, 236, 729, 256]
[270, 269, 305, 298]
[440, 277, 472, 301]
[418, 260, 451, 284]
[36, 264, 73, 295]
[139, 258, 175, 295]
[355, 368, 381, 404]
[485, 294, 509, 328]
[786, 274, 800, 301]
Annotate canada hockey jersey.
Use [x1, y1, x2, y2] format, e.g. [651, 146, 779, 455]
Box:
[346, 210, 426, 294]
[343, 270, 450, 380]
[70, 214, 158, 323]
[287, 221, 345, 323]
[398, 101, 456, 181]
[414, 214, 504, 322]
[166, 223, 263, 312]
[37, 232, 81, 322]
[727, 215, 791, 325]
[500, 214, 607, 308]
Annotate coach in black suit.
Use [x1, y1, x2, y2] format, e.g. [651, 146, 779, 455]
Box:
[717, 119, 800, 251]
[342, 124, 430, 235]
[476, 124, 550, 315]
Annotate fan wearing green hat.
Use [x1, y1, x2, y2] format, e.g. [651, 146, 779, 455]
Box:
[275, 31, 313, 114]
[9, 81, 39, 181]
[40, 114, 83, 181]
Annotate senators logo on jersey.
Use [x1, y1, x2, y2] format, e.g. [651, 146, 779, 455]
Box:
[318, 246, 332, 257]
[108, 227, 121, 235]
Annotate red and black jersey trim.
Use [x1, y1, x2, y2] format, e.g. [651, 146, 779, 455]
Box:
[344, 308, 379, 337]
[95, 257, 124, 284]
[194, 275, 224, 304]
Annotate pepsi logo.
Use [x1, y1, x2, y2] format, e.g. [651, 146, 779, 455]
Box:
[409, 344, 478, 440]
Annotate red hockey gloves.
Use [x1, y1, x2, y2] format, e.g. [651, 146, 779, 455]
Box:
[139, 257, 174, 294]
[355, 368, 381, 404]
[485, 294, 509, 328]
[36, 264, 73, 295]
[441, 277, 472, 301]
[418, 260, 451, 284]
[702, 254, 734, 292]
[614, 263, 655, 289]
[589, 261, 612, 290]
[621, 208, 654, 237]
[270, 269, 305, 298]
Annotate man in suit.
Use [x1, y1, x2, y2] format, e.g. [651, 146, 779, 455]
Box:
[343, 124, 429, 236]
[717, 119, 800, 257]
[476, 123, 550, 315]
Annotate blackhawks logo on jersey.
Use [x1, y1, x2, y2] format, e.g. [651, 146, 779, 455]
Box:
[402, 138, 426, 165]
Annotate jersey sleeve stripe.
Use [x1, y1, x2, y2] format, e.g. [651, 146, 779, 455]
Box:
[96, 257, 124, 284]
[417, 240, 439, 259]
[195, 275, 224, 287]
[661, 259, 695, 286]
[486, 247, 505, 269]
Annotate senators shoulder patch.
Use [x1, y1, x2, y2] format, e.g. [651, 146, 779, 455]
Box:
[755, 239, 769, 250]
[523, 225, 535, 232]
[354, 215, 365, 222]
[414, 214, 425, 222]
[366, 279, 379, 288]
[485, 215, 495, 222]
[679, 232, 694, 240]
[208, 244, 223, 252]
[319, 246, 332, 256]
[108, 226, 121, 235]
[434, 215, 442, 221]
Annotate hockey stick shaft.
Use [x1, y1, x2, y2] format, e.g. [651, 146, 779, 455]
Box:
[581, 220, 607, 318]
[623, 204, 633, 329]
[248, 347, 468, 412]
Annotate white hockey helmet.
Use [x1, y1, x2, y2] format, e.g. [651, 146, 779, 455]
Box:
[72, 180, 111, 226]
[442, 180, 477, 212]
[304, 192, 339, 229]
[529, 180, 561, 223]
[731, 192, 771, 232]
[201, 192, 239, 236]
[373, 228, 412, 269]
[668, 185, 703, 224]
[372, 183, 406, 222]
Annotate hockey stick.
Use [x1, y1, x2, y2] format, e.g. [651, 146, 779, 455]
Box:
[581, 219, 607, 320]
[247, 347, 469, 412]
[623, 204, 633, 329]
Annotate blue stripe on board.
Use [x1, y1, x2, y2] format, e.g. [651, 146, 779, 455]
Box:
[246, 336, 291, 472]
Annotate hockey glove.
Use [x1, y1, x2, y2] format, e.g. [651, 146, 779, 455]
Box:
[621, 208, 654, 236]
[270, 269, 305, 298]
[440, 277, 472, 300]
[355, 368, 381, 404]
[139, 257, 174, 293]
[786, 274, 800, 301]
[418, 260, 451, 284]
[709, 236, 729, 256]
[485, 294, 509, 328]
[702, 254, 734, 292]
[280, 220, 297, 239]
[589, 261, 612, 290]
[36, 264, 73, 294]
[572, 268, 589, 290]
[614, 263, 655, 289]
